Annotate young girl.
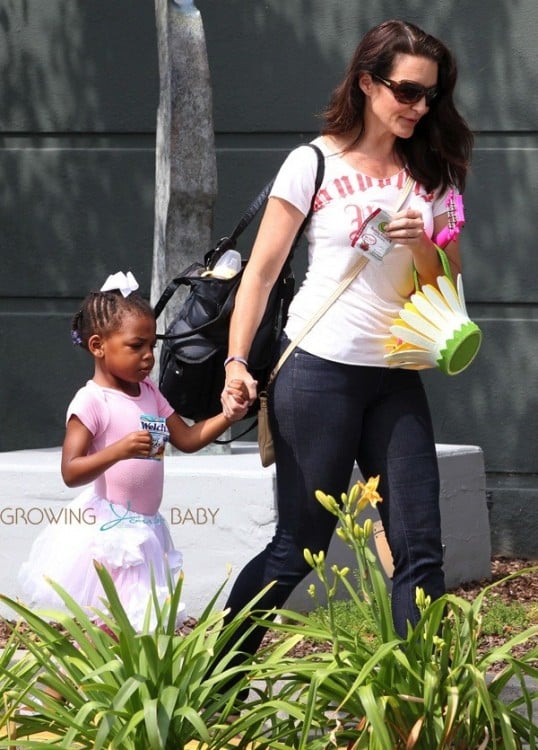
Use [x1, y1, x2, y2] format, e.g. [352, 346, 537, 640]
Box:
[19, 271, 249, 631]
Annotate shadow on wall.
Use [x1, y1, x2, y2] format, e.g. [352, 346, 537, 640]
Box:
[197, 0, 538, 475]
[0, 0, 159, 297]
[197, 1, 537, 134]
[1, 0, 537, 463]
[0, 0, 159, 450]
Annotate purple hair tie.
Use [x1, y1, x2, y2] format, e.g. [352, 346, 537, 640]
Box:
[71, 329, 83, 346]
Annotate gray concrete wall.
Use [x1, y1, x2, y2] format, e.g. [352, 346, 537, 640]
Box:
[0, 443, 490, 619]
[1, 0, 537, 555]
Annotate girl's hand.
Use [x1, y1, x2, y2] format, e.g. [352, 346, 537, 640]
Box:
[221, 361, 258, 421]
[222, 378, 251, 422]
[62, 417, 153, 488]
[226, 378, 250, 403]
[117, 430, 153, 459]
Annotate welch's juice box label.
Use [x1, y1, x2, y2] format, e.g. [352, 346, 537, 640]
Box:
[352, 208, 395, 263]
[139, 414, 169, 460]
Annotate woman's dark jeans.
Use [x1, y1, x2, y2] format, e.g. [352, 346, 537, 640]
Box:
[223, 342, 445, 660]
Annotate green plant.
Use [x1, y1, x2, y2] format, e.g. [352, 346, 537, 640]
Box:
[1, 480, 537, 749]
[307, 599, 379, 649]
[0, 565, 275, 749]
[228, 477, 538, 749]
[480, 598, 530, 638]
[304, 572, 535, 653]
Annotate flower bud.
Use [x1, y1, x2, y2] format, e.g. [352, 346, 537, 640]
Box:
[315, 490, 339, 515]
[348, 482, 360, 506]
[313, 550, 325, 566]
[336, 527, 349, 542]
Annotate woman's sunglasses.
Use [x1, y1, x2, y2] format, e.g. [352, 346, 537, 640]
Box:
[373, 74, 438, 106]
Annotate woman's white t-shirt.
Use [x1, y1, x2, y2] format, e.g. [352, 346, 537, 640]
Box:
[270, 136, 451, 366]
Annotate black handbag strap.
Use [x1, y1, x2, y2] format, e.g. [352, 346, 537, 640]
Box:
[154, 143, 325, 322]
[153, 263, 204, 321]
[290, 143, 324, 259]
[206, 180, 275, 262]
[157, 276, 241, 342]
[213, 417, 257, 444]
[209, 142, 324, 266]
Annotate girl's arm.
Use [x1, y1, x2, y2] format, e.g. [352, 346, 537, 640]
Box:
[166, 380, 248, 453]
[61, 415, 152, 487]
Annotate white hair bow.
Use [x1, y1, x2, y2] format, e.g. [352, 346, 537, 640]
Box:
[100, 271, 139, 298]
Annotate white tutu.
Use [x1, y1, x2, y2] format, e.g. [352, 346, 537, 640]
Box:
[18, 488, 185, 631]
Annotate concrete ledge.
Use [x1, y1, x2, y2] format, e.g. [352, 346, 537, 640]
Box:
[0, 443, 490, 619]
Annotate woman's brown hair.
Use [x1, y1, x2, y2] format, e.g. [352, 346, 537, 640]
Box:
[321, 19, 473, 193]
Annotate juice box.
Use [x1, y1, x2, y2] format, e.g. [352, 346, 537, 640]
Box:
[139, 414, 169, 460]
[352, 208, 394, 263]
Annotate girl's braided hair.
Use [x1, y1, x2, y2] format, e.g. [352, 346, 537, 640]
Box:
[71, 290, 154, 350]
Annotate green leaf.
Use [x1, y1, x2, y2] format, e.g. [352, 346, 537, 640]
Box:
[142, 698, 165, 750]
[93, 562, 136, 640]
[357, 683, 392, 746]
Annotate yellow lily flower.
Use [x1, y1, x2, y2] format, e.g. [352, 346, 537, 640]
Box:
[356, 475, 382, 512]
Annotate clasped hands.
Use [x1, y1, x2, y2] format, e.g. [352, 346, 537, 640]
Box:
[221, 376, 255, 422]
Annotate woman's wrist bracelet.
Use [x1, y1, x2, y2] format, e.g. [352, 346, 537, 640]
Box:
[224, 355, 249, 369]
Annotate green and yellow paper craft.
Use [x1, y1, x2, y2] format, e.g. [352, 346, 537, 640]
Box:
[384, 247, 482, 375]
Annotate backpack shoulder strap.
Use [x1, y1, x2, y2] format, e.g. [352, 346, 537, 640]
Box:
[155, 143, 325, 320]
[288, 143, 324, 262]
[153, 262, 202, 321]
[207, 142, 325, 265]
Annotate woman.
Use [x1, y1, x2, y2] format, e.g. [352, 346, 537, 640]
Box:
[220, 19, 473, 647]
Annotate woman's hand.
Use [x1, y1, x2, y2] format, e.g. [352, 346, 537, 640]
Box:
[221, 362, 258, 421]
[222, 377, 252, 422]
[386, 208, 461, 286]
[385, 208, 425, 247]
